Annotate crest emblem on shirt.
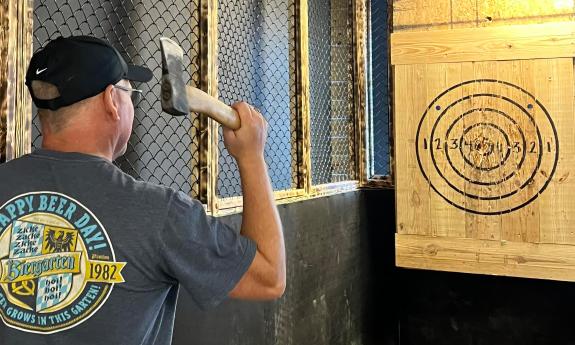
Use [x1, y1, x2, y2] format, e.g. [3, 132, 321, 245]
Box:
[0, 192, 126, 334]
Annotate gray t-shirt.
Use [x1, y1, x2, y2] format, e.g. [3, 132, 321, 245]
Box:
[0, 149, 256, 344]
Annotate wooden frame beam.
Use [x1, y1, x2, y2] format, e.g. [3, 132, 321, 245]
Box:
[355, 0, 368, 187]
[298, 0, 313, 196]
[1, 1, 8, 163]
[397, 234, 575, 282]
[1, 0, 33, 162]
[198, 0, 219, 209]
[392, 22, 575, 65]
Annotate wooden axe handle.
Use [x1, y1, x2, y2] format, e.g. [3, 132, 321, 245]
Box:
[186, 86, 241, 130]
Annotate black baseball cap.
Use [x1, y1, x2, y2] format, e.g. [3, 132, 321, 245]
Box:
[26, 35, 153, 110]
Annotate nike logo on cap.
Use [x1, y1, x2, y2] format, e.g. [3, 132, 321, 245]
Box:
[36, 68, 48, 75]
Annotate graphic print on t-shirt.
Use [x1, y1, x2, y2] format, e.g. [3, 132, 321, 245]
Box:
[0, 192, 126, 334]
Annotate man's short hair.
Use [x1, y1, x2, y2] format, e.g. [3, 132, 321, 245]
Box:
[30, 80, 61, 100]
[32, 80, 78, 133]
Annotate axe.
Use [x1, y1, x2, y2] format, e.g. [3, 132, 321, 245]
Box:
[159, 37, 241, 130]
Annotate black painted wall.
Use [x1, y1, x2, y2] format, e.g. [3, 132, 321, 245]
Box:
[173, 189, 575, 345]
[173, 191, 368, 345]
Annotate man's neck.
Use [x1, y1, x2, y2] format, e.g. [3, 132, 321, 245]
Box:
[42, 134, 115, 162]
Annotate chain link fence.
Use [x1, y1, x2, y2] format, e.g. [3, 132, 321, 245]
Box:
[308, 0, 356, 185]
[216, 0, 296, 198]
[368, 0, 390, 177]
[27, 0, 361, 200]
[32, 0, 201, 196]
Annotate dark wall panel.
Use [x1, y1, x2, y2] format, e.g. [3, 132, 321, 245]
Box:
[173, 191, 368, 345]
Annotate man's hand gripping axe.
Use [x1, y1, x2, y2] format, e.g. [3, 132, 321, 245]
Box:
[160, 37, 241, 130]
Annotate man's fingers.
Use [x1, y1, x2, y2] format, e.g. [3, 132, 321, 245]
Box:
[229, 101, 267, 136]
[223, 126, 236, 142]
[231, 101, 253, 122]
[247, 104, 266, 127]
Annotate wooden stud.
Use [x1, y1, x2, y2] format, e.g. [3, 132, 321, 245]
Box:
[189, 1, 202, 200]
[387, 0, 395, 188]
[3, 0, 33, 161]
[290, 0, 300, 190]
[198, 0, 219, 211]
[354, 0, 369, 186]
[0, 1, 8, 163]
[300, 0, 313, 196]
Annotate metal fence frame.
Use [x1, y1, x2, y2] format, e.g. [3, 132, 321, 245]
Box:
[2, 0, 377, 216]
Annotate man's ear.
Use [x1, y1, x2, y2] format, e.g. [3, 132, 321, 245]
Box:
[103, 84, 120, 121]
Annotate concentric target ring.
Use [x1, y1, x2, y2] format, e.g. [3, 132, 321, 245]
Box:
[441, 107, 528, 189]
[415, 80, 559, 215]
[430, 94, 540, 199]
[460, 122, 512, 171]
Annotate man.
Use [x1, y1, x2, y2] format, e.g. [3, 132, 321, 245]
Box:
[0, 36, 285, 344]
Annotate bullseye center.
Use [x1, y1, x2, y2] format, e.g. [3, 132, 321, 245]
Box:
[473, 137, 493, 156]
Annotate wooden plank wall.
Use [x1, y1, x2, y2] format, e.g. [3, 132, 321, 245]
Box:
[391, 22, 575, 65]
[393, 0, 575, 32]
[393, 0, 575, 281]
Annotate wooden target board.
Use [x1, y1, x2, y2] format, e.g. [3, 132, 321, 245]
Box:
[416, 78, 559, 216]
[392, 23, 575, 281]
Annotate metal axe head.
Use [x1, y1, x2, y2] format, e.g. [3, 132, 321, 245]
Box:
[160, 37, 189, 116]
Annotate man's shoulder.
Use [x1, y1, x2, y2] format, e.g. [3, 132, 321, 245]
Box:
[101, 165, 178, 204]
[0, 153, 178, 205]
[0, 153, 40, 177]
[125, 176, 176, 200]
